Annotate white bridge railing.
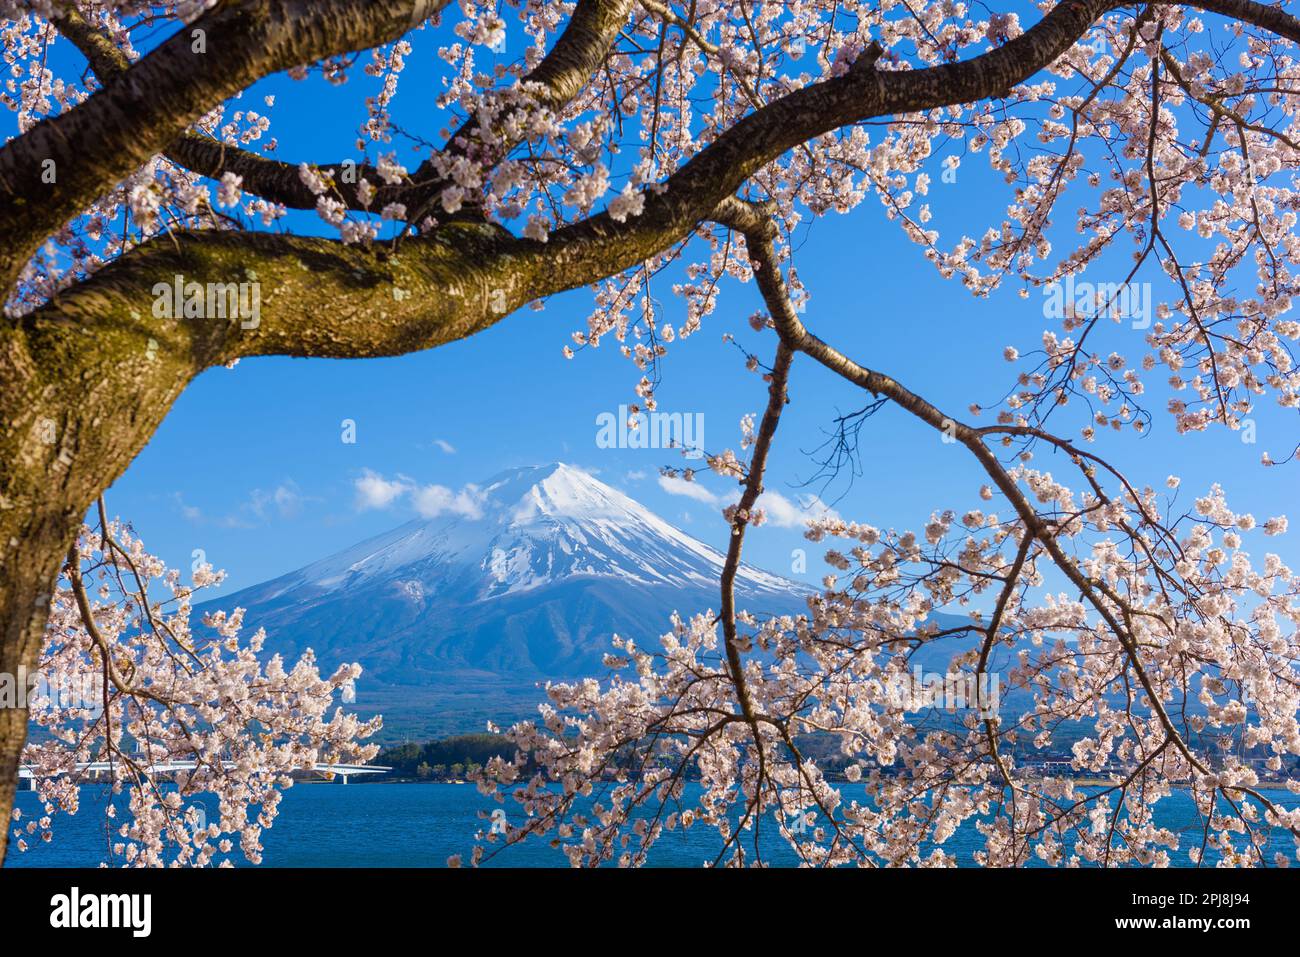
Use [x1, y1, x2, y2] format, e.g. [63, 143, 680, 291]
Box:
[17, 761, 390, 789]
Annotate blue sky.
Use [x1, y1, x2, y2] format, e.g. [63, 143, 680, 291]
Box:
[23, 10, 1298, 596]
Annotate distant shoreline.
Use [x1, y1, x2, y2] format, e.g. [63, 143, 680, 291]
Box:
[365, 774, 1296, 792]
[1019, 775, 1293, 791]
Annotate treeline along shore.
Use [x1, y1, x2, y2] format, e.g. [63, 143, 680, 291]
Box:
[366, 726, 1300, 787]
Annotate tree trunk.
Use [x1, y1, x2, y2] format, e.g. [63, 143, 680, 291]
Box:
[0, 515, 75, 864]
[0, 319, 150, 864]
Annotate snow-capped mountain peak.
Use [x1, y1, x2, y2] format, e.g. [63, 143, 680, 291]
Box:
[486, 462, 622, 523]
[276, 463, 792, 601]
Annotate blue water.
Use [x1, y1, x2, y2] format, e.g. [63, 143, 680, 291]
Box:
[8, 781, 1298, 867]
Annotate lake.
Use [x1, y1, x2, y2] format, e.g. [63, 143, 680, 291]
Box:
[7, 781, 1298, 867]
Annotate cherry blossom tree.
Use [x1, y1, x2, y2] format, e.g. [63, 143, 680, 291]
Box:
[4, 0, 1300, 865]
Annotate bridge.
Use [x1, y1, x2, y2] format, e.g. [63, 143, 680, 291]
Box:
[17, 761, 390, 789]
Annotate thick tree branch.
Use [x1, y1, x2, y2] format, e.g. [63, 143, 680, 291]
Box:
[1169, 0, 1300, 43]
[50, 7, 406, 213]
[0, 0, 449, 287]
[19, 0, 1300, 383]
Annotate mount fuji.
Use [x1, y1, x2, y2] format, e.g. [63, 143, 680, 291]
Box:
[198, 463, 810, 737]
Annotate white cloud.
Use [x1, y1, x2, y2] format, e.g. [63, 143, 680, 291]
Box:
[625, 469, 647, 481]
[756, 490, 841, 529]
[249, 481, 304, 520]
[657, 474, 721, 503]
[433, 439, 456, 454]
[355, 469, 485, 519]
[175, 481, 310, 527]
[411, 482, 484, 519]
[173, 492, 203, 522]
[354, 469, 412, 510]
[655, 476, 838, 530]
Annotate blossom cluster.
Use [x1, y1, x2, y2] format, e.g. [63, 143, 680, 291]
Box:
[13, 518, 379, 867]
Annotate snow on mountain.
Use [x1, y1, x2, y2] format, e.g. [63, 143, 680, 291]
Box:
[198, 463, 809, 736]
